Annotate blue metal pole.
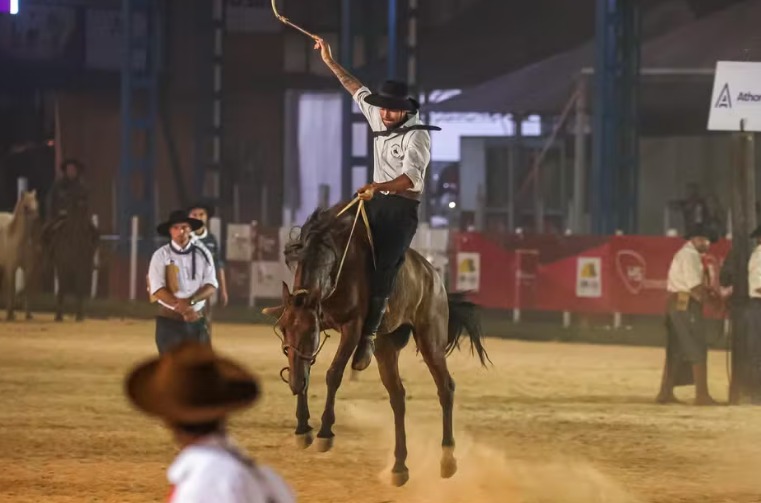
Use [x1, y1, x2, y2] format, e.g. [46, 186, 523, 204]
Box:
[387, 0, 397, 79]
[340, 0, 353, 200]
[119, 0, 132, 244]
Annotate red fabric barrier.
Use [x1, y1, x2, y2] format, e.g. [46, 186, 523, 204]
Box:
[451, 232, 731, 316]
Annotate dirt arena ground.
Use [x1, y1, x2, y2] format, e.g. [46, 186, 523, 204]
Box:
[1, 317, 761, 503]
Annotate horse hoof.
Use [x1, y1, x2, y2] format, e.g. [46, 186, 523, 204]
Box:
[391, 469, 410, 487]
[75, 316, 84, 322]
[440, 455, 458, 479]
[25, 314, 33, 321]
[54, 315, 63, 322]
[314, 436, 334, 453]
[294, 431, 313, 449]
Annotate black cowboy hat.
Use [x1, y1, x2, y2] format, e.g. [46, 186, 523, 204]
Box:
[364, 80, 420, 111]
[156, 209, 203, 237]
[125, 342, 260, 424]
[187, 200, 215, 219]
[685, 224, 719, 243]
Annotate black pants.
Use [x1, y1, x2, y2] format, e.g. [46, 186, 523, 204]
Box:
[155, 315, 210, 354]
[365, 194, 419, 298]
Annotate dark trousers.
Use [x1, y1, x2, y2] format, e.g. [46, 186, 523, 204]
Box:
[365, 194, 419, 298]
[155, 315, 210, 354]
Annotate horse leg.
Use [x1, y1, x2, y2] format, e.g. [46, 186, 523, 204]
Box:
[75, 277, 85, 322]
[375, 334, 409, 486]
[5, 266, 16, 321]
[417, 321, 457, 479]
[23, 269, 32, 321]
[315, 320, 361, 452]
[294, 379, 313, 449]
[55, 274, 64, 322]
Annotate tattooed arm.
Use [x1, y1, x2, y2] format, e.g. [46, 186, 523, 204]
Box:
[314, 38, 363, 95]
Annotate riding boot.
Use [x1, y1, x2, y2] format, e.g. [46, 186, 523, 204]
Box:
[352, 296, 388, 371]
[692, 363, 718, 406]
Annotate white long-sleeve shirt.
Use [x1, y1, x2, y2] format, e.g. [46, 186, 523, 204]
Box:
[667, 241, 704, 293]
[148, 240, 218, 312]
[353, 86, 431, 194]
[748, 244, 761, 298]
[167, 434, 295, 503]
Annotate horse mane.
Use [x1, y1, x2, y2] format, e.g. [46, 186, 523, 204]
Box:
[284, 204, 363, 292]
[8, 197, 22, 234]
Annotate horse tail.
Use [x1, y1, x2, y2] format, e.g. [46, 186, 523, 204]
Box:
[445, 292, 491, 367]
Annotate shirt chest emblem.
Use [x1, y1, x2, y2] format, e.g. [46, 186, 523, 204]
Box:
[389, 143, 403, 159]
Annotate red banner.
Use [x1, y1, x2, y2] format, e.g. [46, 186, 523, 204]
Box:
[452, 232, 731, 316]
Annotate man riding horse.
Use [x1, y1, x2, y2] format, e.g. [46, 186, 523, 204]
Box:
[43, 159, 93, 240]
[313, 37, 440, 372]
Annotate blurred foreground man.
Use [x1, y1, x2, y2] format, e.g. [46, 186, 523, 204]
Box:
[125, 342, 295, 502]
[657, 225, 718, 405]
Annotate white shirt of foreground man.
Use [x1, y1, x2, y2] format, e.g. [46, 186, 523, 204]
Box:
[168, 434, 294, 503]
[667, 241, 704, 293]
[749, 243, 761, 298]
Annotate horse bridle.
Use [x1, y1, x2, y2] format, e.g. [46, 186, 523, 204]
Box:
[274, 289, 331, 384]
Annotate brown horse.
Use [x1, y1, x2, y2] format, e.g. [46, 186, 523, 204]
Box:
[265, 200, 489, 486]
[44, 193, 98, 321]
[0, 191, 40, 321]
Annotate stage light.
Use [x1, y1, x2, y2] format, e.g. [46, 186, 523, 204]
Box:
[10, 0, 18, 15]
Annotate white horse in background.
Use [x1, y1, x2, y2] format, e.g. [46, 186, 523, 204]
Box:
[0, 191, 40, 320]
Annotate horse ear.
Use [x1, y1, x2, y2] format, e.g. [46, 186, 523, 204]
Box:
[281, 281, 291, 302]
[262, 305, 285, 318]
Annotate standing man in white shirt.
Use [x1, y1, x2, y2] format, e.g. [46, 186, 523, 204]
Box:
[148, 210, 218, 354]
[314, 38, 440, 371]
[125, 342, 296, 503]
[744, 225, 761, 397]
[656, 225, 718, 405]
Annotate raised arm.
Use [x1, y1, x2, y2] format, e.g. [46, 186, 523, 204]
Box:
[314, 38, 363, 95]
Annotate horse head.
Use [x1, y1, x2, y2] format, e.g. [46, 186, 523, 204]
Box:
[16, 190, 39, 220]
[273, 282, 323, 395]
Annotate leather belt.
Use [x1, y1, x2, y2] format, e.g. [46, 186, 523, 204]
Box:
[158, 305, 186, 321]
[667, 292, 703, 305]
[379, 190, 421, 202]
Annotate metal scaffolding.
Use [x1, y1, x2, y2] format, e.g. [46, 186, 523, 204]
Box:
[119, 0, 161, 246]
[194, 0, 226, 209]
[592, 0, 641, 234]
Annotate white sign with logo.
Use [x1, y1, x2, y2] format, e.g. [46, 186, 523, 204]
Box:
[456, 252, 480, 292]
[576, 257, 602, 298]
[708, 61, 761, 132]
